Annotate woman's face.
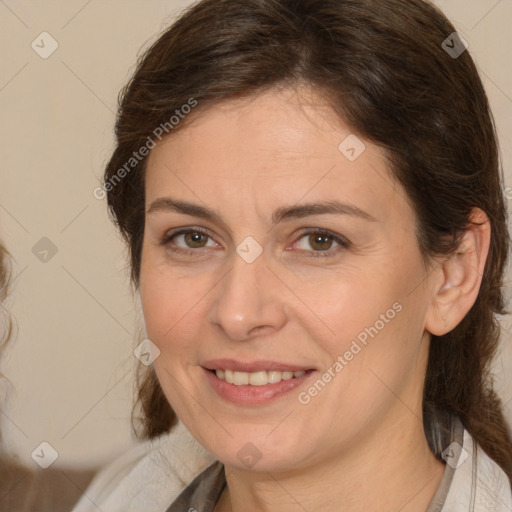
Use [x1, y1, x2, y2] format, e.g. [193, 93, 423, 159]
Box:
[140, 86, 440, 472]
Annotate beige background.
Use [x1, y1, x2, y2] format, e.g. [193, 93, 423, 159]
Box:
[0, 0, 511, 469]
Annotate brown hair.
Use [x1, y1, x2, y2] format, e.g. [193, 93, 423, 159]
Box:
[103, 0, 512, 481]
[0, 242, 14, 459]
[0, 241, 13, 401]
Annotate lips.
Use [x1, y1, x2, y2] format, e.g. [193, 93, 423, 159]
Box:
[201, 358, 317, 405]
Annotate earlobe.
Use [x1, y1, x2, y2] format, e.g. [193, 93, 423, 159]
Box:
[425, 208, 491, 336]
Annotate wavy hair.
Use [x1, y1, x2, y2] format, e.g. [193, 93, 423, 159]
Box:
[0, 242, 14, 463]
[0, 241, 13, 404]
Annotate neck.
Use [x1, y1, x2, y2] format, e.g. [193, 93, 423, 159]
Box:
[216, 412, 446, 512]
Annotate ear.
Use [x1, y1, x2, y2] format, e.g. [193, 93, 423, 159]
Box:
[425, 208, 491, 336]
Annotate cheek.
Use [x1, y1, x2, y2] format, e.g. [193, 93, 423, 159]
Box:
[312, 264, 424, 373]
[333, 287, 429, 405]
[139, 263, 201, 347]
[304, 269, 396, 337]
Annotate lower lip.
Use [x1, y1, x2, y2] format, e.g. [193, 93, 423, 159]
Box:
[202, 367, 316, 406]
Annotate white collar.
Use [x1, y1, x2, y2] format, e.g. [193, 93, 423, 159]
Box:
[72, 418, 512, 512]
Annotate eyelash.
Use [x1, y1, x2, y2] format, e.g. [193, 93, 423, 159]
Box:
[160, 227, 351, 259]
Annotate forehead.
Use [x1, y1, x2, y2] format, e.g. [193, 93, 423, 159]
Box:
[149, 87, 352, 172]
[144, 87, 412, 226]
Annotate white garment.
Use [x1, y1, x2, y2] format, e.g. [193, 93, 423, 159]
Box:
[72, 420, 512, 512]
[72, 421, 215, 512]
[436, 429, 512, 511]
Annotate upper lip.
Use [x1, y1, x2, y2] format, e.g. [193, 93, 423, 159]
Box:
[202, 358, 315, 373]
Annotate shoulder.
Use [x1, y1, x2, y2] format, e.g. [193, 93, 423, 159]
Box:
[442, 426, 512, 511]
[71, 421, 216, 512]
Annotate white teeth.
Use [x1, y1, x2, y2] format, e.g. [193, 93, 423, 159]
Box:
[233, 371, 249, 385]
[214, 369, 308, 385]
[267, 371, 281, 384]
[249, 371, 268, 386]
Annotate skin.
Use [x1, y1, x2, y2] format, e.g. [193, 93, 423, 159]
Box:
[139, 85, 490, 512]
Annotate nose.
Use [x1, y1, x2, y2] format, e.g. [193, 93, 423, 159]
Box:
[208, 249, 287, 342]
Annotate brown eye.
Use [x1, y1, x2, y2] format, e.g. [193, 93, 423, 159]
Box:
[182, 231, 209, 248]
[161, 228, 217, 253]
[308, 233, 334, 251]
[293, 229, 350, 258]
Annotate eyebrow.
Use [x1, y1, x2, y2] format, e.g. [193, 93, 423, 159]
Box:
[146, 198, 377, 225]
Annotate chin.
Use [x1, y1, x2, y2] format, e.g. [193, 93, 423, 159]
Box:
[198, 429, 313, 473]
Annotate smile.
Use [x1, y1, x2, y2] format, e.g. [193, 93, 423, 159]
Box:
[202, 364, 317, 405]
[213, 369, 307, 385]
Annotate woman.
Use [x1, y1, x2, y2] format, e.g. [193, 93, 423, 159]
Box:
[74, 0, 512, 510]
